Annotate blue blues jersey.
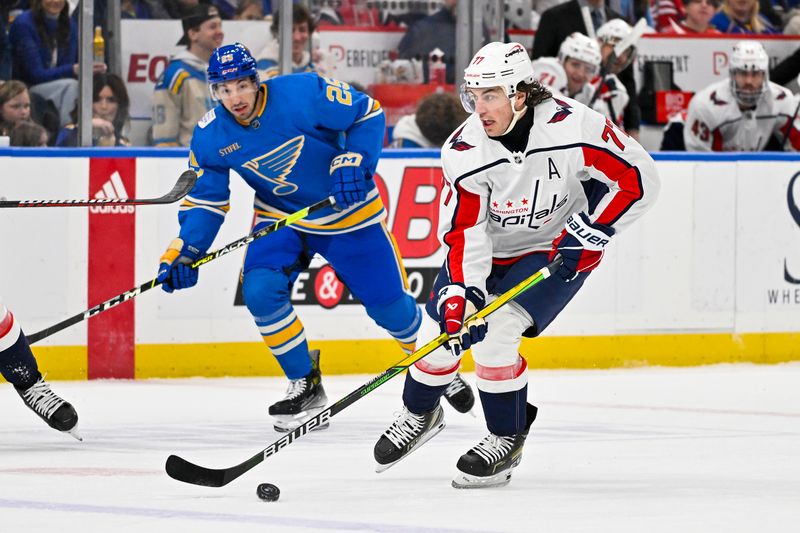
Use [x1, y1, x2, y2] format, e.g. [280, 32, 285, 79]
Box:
[179, 72, 386, 254]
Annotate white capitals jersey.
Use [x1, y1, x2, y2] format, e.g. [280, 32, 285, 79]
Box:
[532, 57, 628, 127]
[438, 95, 660, 294]
[684, 79, 800, 151]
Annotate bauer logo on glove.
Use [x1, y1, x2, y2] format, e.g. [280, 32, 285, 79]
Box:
[550, 212, 615, 282]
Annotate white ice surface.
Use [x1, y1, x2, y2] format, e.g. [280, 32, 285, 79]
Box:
[1, 364, 799, 533]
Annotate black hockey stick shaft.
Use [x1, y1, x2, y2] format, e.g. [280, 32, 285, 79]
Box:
[0, 170, 197, 208]
[164, 257, 562, 488]
[26, 197, 334, 344]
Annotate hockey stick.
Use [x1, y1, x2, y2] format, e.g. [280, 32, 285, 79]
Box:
[164, 256, 562, 488]
[26, 196, 334, 344]
[0, 170, 197, 208]
[588, 17, 648, 109]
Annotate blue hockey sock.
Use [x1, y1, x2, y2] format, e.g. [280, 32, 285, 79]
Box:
[402, 371, 447, 414]
[274, 342, 313, 380]
[478, 385, 529, 436]
[0, 332, 41, 390]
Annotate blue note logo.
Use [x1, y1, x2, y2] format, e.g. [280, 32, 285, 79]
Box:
[242, 136, 304, 196]
[785, 171, 800, 284]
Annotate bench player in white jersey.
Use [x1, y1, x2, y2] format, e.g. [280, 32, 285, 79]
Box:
[373, 41, 659, 488]
[532, 33, 629, 127]
[684, 40, 800, 152]
[0, 297, 80, 439]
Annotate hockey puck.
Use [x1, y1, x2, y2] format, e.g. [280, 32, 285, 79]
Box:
[256, 482, 280, 502]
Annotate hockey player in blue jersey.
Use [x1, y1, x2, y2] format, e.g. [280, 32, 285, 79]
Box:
[156, 43, 474, 432]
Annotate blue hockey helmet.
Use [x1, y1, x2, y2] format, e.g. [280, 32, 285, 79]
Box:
[207, 43, 259, 98]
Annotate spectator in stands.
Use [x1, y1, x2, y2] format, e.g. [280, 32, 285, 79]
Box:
[532, 0, 641, 137]
[120, 0, 171, 19]
[710, 0, 780, 33]
[397, 0, 457, 84]
[56, 72, 130, 147]
[0, 80, 30, 135]
[389, 92, 468, 148]
[0, 1, 11, 80]
[256, 3, 319, 80]
[651, 0, 686, 32]
[684, 40, 799, 151]
[165, 0, 206, 19]
[233, 0, 264, 20]
[151, 3, 223, 147]
[533, 0, 619, 58]
[0, 79, 60, 144]
[8, 0, 107, 127]
[661, 0, 721, 33]
[10, 120, 48, 146]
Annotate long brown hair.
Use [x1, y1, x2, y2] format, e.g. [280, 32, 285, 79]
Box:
[31, 0, 71, 51]
[68, 73, 131, 136]
[721, 0, 764, 33]
[519, 79, 553, 108]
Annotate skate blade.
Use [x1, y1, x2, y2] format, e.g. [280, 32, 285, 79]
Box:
[273, 421, 330, 433]
[65, 424, 83, 442]
[451, 469, 513, 489]
[272, 405, 329, 432]
[374, 419, 446, 474]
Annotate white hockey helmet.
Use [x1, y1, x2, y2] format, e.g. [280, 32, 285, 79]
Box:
[462, 41, 534, 97]
[558, 32, 601, 70]
[729, 40, 769, 107]
[460, 41, 535, 133]
[597, 19, 636, 72]
[597, 19, 632, 44]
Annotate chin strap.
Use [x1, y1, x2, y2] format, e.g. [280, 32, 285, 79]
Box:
[500, 99, 528, 136]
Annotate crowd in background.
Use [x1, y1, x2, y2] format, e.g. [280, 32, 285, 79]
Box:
[0, 0, 798, 150]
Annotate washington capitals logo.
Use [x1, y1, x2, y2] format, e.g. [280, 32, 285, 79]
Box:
[548, 98, 573, 123]
[242, 136, 304, 195]
[448, 126, 474, 151]
[710, 91, 727, 106]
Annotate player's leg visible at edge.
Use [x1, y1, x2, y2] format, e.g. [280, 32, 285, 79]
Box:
[0, 302, 81, 440]
[242, 267, 328, 433]
[373, 313, 449, 472]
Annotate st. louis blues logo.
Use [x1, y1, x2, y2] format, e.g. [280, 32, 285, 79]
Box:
[449, 126, 474, 151]
[548, 98, 573, 123]
[242, 136, 304, 195]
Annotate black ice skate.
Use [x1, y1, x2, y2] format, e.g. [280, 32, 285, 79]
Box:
[268, 350, 328, 433]
[443, 373, 475, 414]
[16, 376, 81, 441]
[452, 403, 538, 489]
[374, 405, 445, 473]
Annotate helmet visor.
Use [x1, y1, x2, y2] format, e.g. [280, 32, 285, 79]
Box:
[209, 76, 258, 101]
[459, 84, 513, 114]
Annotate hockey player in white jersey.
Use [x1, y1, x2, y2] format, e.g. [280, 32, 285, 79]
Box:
[373, 41, 659, 488]
[0, 297, 80, 440]
[532, 33, 629, 127]
[684, 40, 800, 152]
